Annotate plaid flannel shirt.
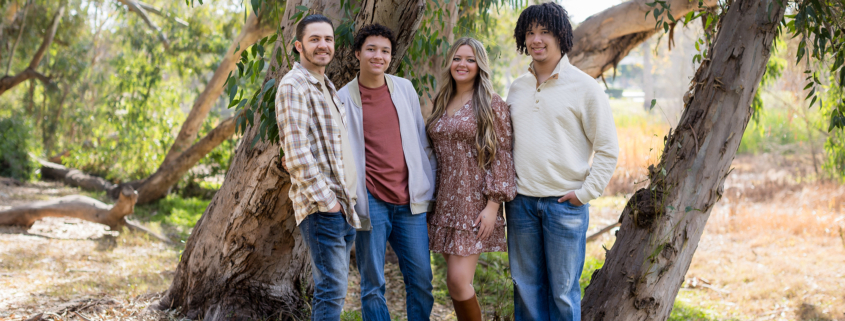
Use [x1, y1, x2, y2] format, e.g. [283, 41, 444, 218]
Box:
[276, 62, 360, 228]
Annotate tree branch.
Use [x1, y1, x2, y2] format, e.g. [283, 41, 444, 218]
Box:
[136, 114, 239, 204]
[113, 0, 171, 50]
[569, 0, 718, 78]
[160, 13, 274, 166]
[0, 3, 64, 96]
[29, 3, 65, 70]
[6, 0, 30, 75]
[134, 1, 189, 27]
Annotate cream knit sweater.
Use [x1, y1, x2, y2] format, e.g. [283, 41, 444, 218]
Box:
[506, 55, 619, 204]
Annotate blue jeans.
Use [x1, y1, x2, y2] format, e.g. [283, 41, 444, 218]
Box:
[299, 211, 356, 321]
[505, 194, 590, 321]
[354, 191, 433, 321]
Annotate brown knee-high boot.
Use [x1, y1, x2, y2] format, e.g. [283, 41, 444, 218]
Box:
[452, 295, 482, 321]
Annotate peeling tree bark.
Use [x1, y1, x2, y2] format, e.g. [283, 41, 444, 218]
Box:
[0, 3, 64, 96]
[581, 1, 786, 320]
[154, 0, 424, 318]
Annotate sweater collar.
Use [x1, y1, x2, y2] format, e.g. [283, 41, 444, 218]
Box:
[528, 54, 570, 81]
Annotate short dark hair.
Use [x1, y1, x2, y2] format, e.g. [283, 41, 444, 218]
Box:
[294, 14, 333, 53]
[513, 2, 574, 56]
[353, 24, 396, 53]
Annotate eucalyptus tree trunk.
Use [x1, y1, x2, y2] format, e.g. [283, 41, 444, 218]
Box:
[155, 0, 424, 319]
[581, 1, 786, 320]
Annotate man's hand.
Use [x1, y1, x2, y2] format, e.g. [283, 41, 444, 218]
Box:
[557, 191, 584, 206]
[281, 156, 288, 171]
[329, 202, 342, 213]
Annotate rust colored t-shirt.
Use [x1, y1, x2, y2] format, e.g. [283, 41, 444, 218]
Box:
[360, 82, 410, 205]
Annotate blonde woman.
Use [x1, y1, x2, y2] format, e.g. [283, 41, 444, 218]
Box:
[426, 37, 516, 320]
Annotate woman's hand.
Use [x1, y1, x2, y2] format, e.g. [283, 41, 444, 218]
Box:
[474, 200, 500, 241]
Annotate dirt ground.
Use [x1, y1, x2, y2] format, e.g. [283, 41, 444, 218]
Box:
[1, 153, 844, 321]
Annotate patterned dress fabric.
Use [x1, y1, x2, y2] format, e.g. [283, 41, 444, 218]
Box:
[427, 94, 517, 256]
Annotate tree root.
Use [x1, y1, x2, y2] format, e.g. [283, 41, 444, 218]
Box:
[0, 186, 172, 244]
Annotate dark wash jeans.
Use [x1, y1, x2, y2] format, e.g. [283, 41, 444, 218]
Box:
[505, 194, 590, 321]
[298, 210, 356, 321]
[354, 191, 434, 321]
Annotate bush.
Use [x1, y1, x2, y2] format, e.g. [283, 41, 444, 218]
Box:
[0, 117, 40, 180]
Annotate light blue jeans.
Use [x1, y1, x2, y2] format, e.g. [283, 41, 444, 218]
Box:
[505, 194, 590, 321]
[299, 210, 356, 321]
[354, 191, 433, 321]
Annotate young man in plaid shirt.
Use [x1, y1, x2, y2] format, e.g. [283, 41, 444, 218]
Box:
[275, 14, 360, 320]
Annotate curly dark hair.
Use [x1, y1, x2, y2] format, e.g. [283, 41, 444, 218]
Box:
[513, 2, 574, 56]
[353, 23, 396, 53]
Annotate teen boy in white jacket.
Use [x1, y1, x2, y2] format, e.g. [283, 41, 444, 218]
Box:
[336, 24, 437, 321]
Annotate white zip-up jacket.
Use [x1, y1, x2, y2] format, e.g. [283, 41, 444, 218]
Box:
[336, 74, 437, 231]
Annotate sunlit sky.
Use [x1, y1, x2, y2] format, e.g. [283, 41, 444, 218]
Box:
[559, 0, 623, 23]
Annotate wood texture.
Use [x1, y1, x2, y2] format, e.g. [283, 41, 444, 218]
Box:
[581, 1, 786, 319]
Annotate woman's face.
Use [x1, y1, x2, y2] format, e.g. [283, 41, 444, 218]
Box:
[450, 45, 478, 87]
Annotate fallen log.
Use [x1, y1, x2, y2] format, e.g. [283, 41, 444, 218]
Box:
[38, 158, 117, 193]
[587, 222, 622, 243]
[0, 186, 171, 244]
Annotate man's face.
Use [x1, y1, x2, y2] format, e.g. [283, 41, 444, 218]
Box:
[296, 22, 335, 68]
[355, 35, 392, 78]
[525, 23, 561, 63]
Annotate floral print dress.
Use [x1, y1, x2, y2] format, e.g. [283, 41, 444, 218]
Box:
[427, 94, 517, 256]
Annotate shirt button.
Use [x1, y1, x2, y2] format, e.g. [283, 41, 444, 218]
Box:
[337, 135, 341, 138]
[535, 100, 539, 103]
[537, 88, 541, 92]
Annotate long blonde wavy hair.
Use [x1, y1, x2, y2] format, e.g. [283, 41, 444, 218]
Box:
[426, 37, 498, 169]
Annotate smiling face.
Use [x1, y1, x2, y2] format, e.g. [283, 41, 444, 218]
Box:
[450, 45, 479, 87]
[295, 22, 335, 70]
[525, 23, 562, 64]
[355, 35, 392, 79]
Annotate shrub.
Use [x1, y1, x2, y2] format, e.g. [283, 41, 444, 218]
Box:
[0, 117, 40, 180]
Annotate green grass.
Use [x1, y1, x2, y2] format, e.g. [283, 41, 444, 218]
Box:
[340, 311, 363, 321]
[428, 250, 723, 319]
[738, 107, 819, 155]
[132, 194, 211, 241]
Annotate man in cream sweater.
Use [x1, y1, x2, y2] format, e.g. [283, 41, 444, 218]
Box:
[505, 3, 619, 320]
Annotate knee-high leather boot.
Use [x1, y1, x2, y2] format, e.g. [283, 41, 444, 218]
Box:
[452, 295, 482, 321]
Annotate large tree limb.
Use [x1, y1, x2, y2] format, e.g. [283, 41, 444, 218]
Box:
[160, 13, 275, 166]
[136, 115, 238, 205]
[0, 3, 64, 96]
[569, 0, 718, 78]
[0, 186, 171, 243]
[581, 0, 786, 319]
[114, 0, 171, 49]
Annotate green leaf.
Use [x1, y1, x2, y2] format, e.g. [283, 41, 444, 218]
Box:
[228, 83, 238, 102]
[257, 44, 266, 57]
[229, 98, 240, 108]
[650, 99, 657, 110]
[261, 79, 276, 95]
[685, 206, 693, 213]
[296, 5, 309, 12]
